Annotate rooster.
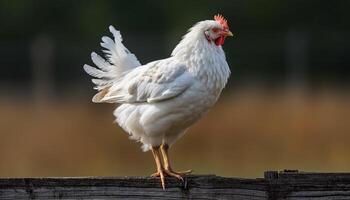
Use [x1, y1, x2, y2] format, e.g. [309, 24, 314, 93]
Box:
[83, 14, 233, 189]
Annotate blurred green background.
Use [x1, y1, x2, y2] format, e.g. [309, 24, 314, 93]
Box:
[0, 0, 349, 178]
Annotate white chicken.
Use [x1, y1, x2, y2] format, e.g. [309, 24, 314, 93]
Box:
[84, 14, 233, 189]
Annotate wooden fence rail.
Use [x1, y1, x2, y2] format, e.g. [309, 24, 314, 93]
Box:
[1, 170, 350, 199]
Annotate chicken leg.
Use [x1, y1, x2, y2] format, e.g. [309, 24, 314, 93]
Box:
[150, 144, 192, 189]
[150, 146, 166, 189]
[160, 144, 192, 178]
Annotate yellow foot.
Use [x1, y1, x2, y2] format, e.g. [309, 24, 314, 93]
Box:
[166, 169, 193, 177]
[151, 169, 192, 182]
[150, 170, 165, 190]
[150, 171, 161, 177]
[163, 169, 184, 181]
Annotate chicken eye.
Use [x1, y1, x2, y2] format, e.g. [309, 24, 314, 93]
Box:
[212, 28, 220, 33]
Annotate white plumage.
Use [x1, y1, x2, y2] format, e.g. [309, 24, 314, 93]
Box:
[84, 19, 231, 152]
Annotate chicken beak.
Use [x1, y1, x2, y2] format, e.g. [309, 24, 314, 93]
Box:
[223, 30, 234, 37]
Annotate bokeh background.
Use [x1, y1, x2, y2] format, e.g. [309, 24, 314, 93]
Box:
[1, 0, 349, 178]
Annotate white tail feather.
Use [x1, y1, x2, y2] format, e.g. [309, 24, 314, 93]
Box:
[83, 25, 141, 102]
[91, 52, 113, 72]
[83, 64, 114, 79]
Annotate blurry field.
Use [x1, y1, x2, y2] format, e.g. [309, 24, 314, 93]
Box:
[0, 86, 349, 178]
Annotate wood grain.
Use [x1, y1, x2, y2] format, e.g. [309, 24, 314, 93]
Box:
[1, 171, 350, 199]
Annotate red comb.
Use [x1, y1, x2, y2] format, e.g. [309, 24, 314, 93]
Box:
[214, 14, 229, 30]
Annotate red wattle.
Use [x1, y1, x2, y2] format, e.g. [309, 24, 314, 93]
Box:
[215, 36, 225, 46]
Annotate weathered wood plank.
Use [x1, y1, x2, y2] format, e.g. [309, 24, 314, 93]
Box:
[1, 171, 350, 199]
[266, 170, 350, 200]
[0, 175, 268, 200]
